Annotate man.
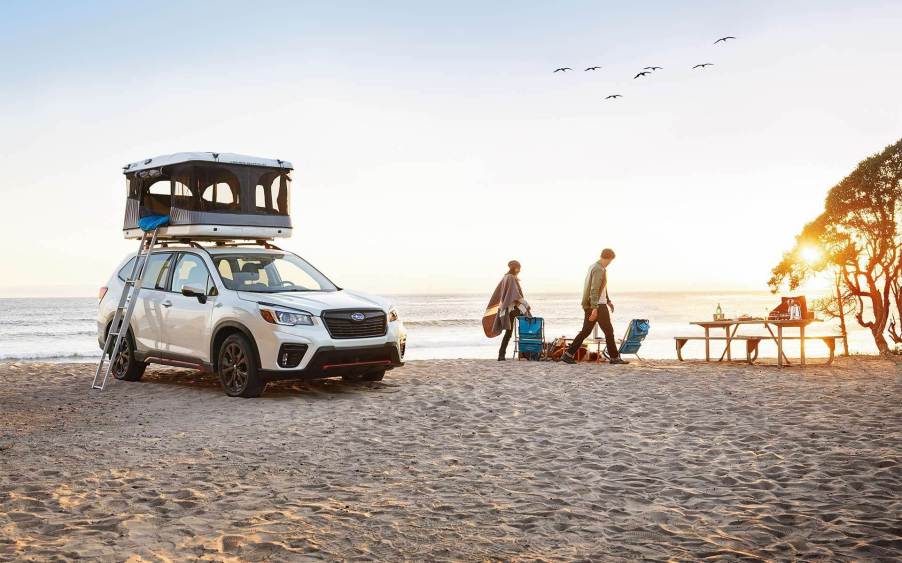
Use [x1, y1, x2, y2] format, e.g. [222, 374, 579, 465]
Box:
[561, 248, 628, 365]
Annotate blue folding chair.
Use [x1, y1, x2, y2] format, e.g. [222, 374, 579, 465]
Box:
[602, 318, 650, 360]
[515, 316, 545, 361]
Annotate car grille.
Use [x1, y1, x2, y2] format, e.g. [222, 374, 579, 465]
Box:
[322, 310, 387, 339]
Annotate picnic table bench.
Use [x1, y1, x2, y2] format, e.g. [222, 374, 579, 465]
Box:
[674, 319, 844, 367]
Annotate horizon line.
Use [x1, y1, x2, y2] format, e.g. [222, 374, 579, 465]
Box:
[0, 288, 780, 300]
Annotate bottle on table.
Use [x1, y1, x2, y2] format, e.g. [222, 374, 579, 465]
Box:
[715, 303, 723, 321]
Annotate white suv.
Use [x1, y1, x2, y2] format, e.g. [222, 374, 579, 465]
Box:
[97, 244, 406, 397]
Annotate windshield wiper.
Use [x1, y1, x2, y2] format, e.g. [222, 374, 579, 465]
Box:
[278, 288, 322, 292]
[233, 288, 332, 293]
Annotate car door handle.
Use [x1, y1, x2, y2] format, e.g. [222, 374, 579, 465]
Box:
[162, 300, 172, 308]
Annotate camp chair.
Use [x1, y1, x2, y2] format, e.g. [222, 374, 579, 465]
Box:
[598, 319, 650, 360]
[515, 316, 545, 360]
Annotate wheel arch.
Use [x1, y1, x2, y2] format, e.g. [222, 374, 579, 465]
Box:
[211, 321, 261, 370]
[102, 316, 138, 348]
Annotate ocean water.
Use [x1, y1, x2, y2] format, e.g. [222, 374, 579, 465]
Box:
[0, 293, 879, 363]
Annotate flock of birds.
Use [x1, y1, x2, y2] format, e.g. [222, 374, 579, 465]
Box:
[553, 36, 736, 100]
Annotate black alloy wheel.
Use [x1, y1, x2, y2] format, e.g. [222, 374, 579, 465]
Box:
[110, 330, 146, 381]
[218, 334, 265, 397]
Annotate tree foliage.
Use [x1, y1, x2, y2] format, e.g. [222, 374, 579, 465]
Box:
[769, 138, 902, 355]
[811, 292, 856, 320]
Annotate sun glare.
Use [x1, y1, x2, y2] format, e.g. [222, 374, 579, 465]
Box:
[797, 269, 833, 294]
[799, 245, 822, 265]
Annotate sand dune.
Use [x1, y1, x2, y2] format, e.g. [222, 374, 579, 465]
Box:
[0, 358, 900, 561]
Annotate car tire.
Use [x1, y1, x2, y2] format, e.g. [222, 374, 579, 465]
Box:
[217, 334, 265, 398]
[109, 329, 146, 382]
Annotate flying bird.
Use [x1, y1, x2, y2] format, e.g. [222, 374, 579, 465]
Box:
[585, 66, 602, 71]
[553, 67, 573, 73]
[692, 63, 714, 69]
[604, 94, 622, 99]
[714, 36, 736, 44]
[634, 71, 651, 79]
[644, 66, 663, 71]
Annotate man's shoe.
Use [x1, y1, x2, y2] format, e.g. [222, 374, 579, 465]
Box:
[498, 355, 506, 361]
[609, 357, 629, 365]
[561, 352, 577, 364]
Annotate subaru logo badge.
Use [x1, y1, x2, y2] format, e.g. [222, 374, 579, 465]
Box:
[350, 312, 366, 322]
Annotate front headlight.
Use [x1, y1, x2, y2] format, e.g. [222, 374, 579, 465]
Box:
[259, 305, 314, 326]
[388, 307, 400, 322]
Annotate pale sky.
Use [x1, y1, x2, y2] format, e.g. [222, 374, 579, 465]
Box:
[1, 1, 900, 297]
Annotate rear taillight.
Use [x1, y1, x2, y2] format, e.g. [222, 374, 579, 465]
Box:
[98, 286, 108, 302]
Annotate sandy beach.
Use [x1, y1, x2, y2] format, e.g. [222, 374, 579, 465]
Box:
[1, 358, 899, 561]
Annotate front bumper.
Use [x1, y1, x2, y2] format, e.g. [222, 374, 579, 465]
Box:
[253, 315, 406, 371]
[260, 343, 404, 381]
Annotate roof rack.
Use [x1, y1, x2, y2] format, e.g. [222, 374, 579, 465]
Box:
[211, 240, 283, 250]
[151, 238, 283, 251]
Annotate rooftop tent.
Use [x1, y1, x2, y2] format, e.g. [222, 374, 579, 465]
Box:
[122, 152, 293, 240]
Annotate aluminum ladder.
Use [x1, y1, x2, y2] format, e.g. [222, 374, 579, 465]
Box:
[91, 229, 160, 390]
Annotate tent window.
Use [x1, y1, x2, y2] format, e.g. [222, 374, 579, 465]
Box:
[254, 172, 290, 215]
[147, 181, 170, 195]
[198, 167, 241, 213]
[141, 179, 171, 216]
[204, 185, 234, 204]
[255, 185, 269, 211]
[173, 171, 200, 211]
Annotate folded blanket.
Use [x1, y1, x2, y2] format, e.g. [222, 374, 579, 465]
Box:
[137, 215, 170, 232]
[482, 273, 526, 338]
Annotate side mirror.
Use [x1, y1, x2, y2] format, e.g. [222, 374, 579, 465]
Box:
[181, 286, 208, 304]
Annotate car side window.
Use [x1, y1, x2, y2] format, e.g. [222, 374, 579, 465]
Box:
[172, 254, 213, 295]
[143, 253, 174, 291]
[217, 259, 233, 281]
[118, 257, 138, 281]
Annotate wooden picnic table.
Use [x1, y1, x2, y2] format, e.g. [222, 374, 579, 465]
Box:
[675, 318, 841, 367]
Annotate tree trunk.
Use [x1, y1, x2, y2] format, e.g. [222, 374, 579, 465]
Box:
[872, 328, 890, 355]
[835, 274, 850, 356]
[891, 277, 902, 344]
[847, 269, 892, 356]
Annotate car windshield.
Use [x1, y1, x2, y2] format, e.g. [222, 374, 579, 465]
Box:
[212, 253, 338, 293]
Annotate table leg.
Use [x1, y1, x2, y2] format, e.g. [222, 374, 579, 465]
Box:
[719, 324, 739, 362]
[725, 326, 732, 361]
[800, 325, 806, 367]
[777, 325, 784, 368]
[676, 338, 687, 361]
[718, 325, 739, 362]
[704, 327, 710, 361]
[824, 337, 836, 365]
[764, 323, 791, 365]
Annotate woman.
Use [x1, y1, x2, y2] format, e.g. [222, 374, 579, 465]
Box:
[481, 260, 531, 361]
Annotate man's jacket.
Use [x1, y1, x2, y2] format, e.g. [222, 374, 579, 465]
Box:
[580, 261, 609, 310]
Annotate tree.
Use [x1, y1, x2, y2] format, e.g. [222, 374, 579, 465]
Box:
[810, 281, 856, 356]
[769, 138, 902, 355]
[890, 273, 902, 345]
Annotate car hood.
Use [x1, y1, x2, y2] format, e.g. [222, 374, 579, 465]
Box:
[236, 289, 390, 316]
